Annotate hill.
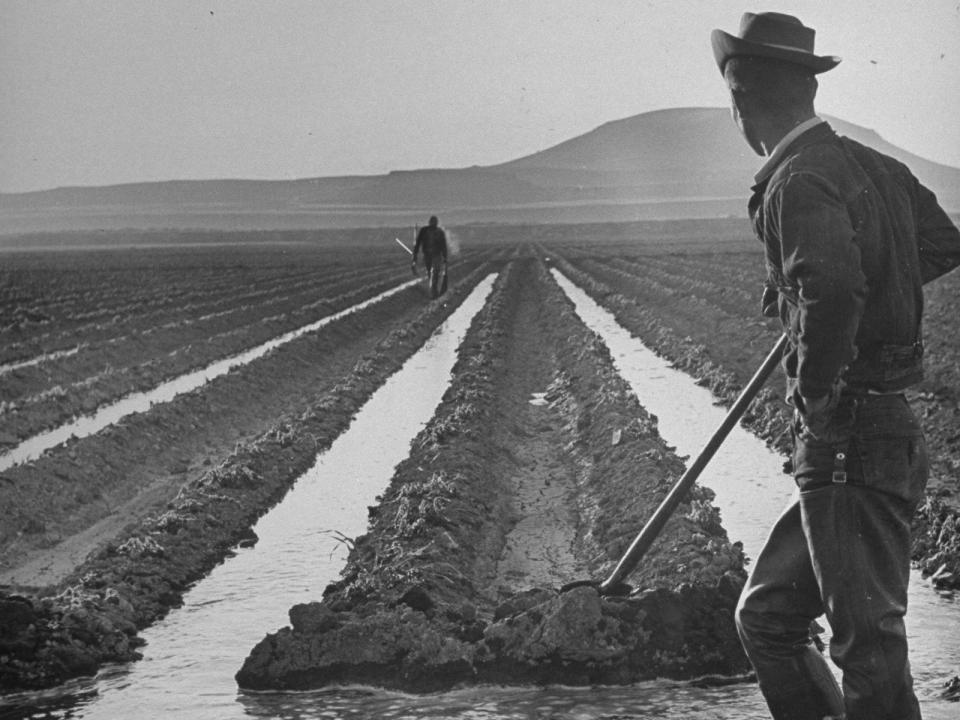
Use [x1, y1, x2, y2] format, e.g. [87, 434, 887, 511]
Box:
[1, 107, 958, 234]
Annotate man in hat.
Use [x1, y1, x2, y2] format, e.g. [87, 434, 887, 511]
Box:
[711, 11, 960, 720]
[412, 215, 449, 299]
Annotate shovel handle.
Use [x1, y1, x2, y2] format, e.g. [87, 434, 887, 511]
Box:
[598, 333, 788, 595]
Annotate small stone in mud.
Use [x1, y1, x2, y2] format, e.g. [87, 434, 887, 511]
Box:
[398, 585, 434, 612]
[237, 528, 258, 549]
[942, 674, 960, 701]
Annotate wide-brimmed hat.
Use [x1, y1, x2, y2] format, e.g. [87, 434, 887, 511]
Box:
[711, 12, 840, 74]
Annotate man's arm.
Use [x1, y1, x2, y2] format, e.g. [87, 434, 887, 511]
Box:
[412, 227, 424, 264]
[774, 171, 867, 403]
[916, 180, 960, 284]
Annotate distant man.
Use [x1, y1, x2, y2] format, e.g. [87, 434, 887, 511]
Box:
[711, 11, 960, 720]
[412, 215, 449, 299]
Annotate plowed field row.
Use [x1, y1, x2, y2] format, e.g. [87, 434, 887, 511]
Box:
[0, 243, 383, 336]
[547, 243, 960, 589]
[0, 249, 510, 691]
[0, 245, 488, 361]
[3, 262, 402, 390]
[236, 254, 747, 692]
[0, 260, 388, 354]
[2, 222, 959, 698]
[0, 249, 496, 443]
[0, 269, 416, 442]
[0, 250, 503, 590]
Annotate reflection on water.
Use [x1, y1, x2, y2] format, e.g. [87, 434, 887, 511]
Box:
[0, 345, 84, 375]
[238, 682, 771, 719]
[0, 277, 420, 472]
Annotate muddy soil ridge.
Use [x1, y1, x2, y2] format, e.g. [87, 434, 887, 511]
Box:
[236, 256, 749, 692]
[548, 249, 960, 591]
[0, 261, 419, 444]
[6, 224, 959, 698]
[0, 258, 501, 692]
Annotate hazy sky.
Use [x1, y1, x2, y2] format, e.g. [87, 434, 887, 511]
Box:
[2, 1, 959, 193]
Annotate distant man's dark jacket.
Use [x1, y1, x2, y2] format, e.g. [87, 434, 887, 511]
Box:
[750, 121, 960, 400]
[413, 225, 448, 264]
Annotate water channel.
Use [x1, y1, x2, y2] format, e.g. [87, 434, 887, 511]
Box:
[0, 278, 420, 472]
[551, 270, 960, 718]
[1, 274, 496, 719]
[3, 270, 957, 719]
[0, 347, 84, 376]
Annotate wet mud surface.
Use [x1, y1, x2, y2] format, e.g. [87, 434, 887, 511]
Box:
[236, 256, 748, 692]
[0, 256, 497, 691]
[0, 262, 413, 444]
[548, 248, 960, 591]
[3, 225, 959, 696]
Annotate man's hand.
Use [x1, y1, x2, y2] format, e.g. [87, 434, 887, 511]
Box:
[794, 383, 850, 444]
[410, 260, 418, 276]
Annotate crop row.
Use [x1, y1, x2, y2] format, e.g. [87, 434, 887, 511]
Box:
[1, 239, 491, 361]
[0, 251, 504, 692]
[0, 245, 496, 445]
[1, 252, 404, 362]
[2, 262, 406, 401]
[545, 238, 960, 590]
[566, 255, 778, 364]
[237, 254, 748, 692]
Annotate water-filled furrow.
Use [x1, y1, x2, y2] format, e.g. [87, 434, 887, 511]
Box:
[0, 268, 421, 442]
[4, 269, 957, 720]
[552, 269, 960, 715]
[0, 274, 497, 719]
[0, 346, 84, 376]
[0, 277, 420, 471]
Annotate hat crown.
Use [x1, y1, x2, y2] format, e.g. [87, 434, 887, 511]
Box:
[739, 12, 816, 53]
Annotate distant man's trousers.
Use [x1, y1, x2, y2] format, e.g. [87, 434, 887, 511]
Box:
[736, 394, 927, 720]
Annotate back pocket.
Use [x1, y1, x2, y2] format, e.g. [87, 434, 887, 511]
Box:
[854, 434, 928, 505]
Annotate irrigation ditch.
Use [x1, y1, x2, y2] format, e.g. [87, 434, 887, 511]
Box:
[0, 256, 498, 691]
[1, 264, 424, 444]
[236, 256, 748, 692]
[547, 250, 960, 591]
[1, 237, 958, 708]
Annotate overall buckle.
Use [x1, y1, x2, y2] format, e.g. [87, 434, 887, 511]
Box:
[832, 450, 847, 484]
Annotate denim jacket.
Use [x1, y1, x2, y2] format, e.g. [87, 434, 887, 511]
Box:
[749, 122, 960, 399]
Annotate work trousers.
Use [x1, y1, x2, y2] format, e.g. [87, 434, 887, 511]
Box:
[423, 255, 445, 299]
[736, 394, 927, 720]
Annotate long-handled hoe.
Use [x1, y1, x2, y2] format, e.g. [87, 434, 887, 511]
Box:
[395, 237, 414, 257]
[562, 333, 789, 596]
[394, 236, 419, 278]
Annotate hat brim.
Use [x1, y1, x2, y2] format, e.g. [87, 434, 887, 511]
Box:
[711, 29, 841, 74]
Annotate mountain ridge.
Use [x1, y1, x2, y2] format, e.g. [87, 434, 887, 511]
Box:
[2, 107, 958, 234]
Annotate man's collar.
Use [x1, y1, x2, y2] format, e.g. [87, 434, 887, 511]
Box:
[753, 116, 826, 185]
